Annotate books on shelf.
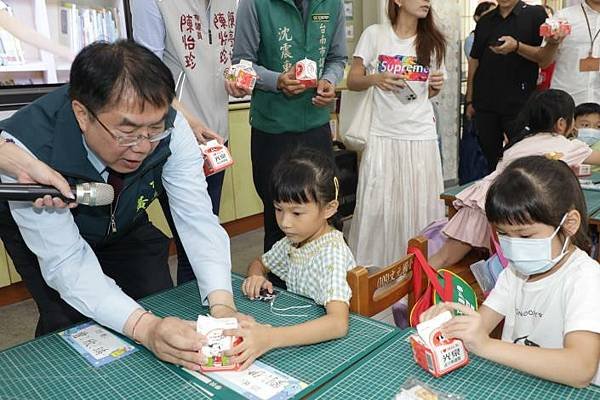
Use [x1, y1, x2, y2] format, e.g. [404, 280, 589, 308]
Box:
[0, 1, 25, 66]
[59, 2, 122, 55]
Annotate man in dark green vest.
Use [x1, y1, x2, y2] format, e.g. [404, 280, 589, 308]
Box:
[228, 0, 347, 261]
[0, 41, 246, 370]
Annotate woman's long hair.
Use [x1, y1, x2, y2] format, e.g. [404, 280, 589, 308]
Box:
[387, 1, 446, 68]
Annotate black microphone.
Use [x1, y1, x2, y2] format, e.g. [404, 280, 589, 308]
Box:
[0, 182, 114, 206]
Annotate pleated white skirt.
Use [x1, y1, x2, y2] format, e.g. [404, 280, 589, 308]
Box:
[348, 135, 445, 267]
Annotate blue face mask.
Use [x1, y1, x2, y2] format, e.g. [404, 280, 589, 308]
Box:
[498, 215, 570, 276]
[577, 128, 600, 146]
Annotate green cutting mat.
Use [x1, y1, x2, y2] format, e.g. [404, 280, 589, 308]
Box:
[584, 189, 600, 216]
[0, 275, 398, 400]
[308, 330, 600, 400]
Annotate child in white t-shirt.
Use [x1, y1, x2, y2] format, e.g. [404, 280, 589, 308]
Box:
[347, 0, 447, 267]
[422, 155, 600, 388]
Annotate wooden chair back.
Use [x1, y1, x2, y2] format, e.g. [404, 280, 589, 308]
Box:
[347, 236, 428, 317]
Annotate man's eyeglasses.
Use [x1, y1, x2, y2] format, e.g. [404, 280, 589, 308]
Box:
[86, 107, 173, 147]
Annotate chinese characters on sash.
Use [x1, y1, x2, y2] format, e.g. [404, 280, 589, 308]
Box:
[278, 26, 294, 72]
[179, 10, 236, 70]
[213, 11, 235, 66]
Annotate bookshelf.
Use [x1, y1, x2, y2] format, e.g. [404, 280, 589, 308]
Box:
[0, 0, 127, 86]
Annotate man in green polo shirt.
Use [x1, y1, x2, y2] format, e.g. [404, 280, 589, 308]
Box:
[228, 0, 347, 263]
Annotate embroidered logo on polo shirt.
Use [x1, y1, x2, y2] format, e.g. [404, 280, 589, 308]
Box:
[136, 195, 149, 212]
[312, 13, 330, 22]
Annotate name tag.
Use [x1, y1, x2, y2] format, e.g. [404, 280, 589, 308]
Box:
[580, 56, 600, 72]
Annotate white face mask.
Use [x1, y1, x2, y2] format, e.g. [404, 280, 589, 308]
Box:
[577, 128, 600, 146]
[498, 214, 570, 276]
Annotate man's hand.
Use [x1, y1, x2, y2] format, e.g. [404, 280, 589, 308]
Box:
[546, 29, 569, 46]
[277, 69, 307, 96]
[189, 120, 224, 145]
[209, 303, 256, 325]
[490, 36, 519, 55]
[137, 315, 207, 371]
[224, 80, 253, 98]
[223, 321, 274, 370]
[465, 103, 476, 119]
[312, 79, 336, 107]
[18, 157, 76, 209]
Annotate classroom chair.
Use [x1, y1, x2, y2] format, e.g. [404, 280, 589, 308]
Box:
[347, 237, 488, 318]
[347, 236, 428, 317]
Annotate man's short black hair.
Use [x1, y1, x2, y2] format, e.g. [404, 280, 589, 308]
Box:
[575, 102, 600, 119]
[69, 40, 175, 114]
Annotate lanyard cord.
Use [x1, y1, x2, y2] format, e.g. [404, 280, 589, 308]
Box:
[582, 4, 600, 56]
[269, 296, 312, 318]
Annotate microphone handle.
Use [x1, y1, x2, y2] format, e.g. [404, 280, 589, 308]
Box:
[0, 184, 75, 202]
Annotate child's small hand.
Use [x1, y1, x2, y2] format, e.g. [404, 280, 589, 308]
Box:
[419, 302, 455, 323]
[223, 321, 274, 370]
[242, 275, 273, 299]
[440, 302, 491, 355]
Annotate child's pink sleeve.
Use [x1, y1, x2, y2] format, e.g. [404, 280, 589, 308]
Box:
[564, 138, 593, 166]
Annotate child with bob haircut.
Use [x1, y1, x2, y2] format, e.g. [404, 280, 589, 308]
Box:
[422, 155, 600, 388]
[224, 148, 356, 369]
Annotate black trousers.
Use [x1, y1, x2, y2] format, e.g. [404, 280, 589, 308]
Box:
[0, 208, 173, 336]
[474, 110, 517, 170]
[251, 123, 334, 287]
[159, 148, 226, 285]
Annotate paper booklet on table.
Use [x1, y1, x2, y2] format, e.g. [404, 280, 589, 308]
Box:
[172, 361, 308, 400]
[58, 322, 137, 367]
[179, 359, 307, 400]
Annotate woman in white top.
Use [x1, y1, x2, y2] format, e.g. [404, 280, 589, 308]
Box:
[347, 0, 446, 266]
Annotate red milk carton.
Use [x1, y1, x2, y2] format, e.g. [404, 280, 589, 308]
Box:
[572, 164, 592, 177]
[225, 59, 257, 91]
[200, 140, 234, 177]
[409, 311, 469, 377]
[295, 58, 318, 88]
[540, 18, 571, 37]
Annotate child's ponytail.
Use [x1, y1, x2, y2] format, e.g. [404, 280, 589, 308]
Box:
[506, 89, 575, 151]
